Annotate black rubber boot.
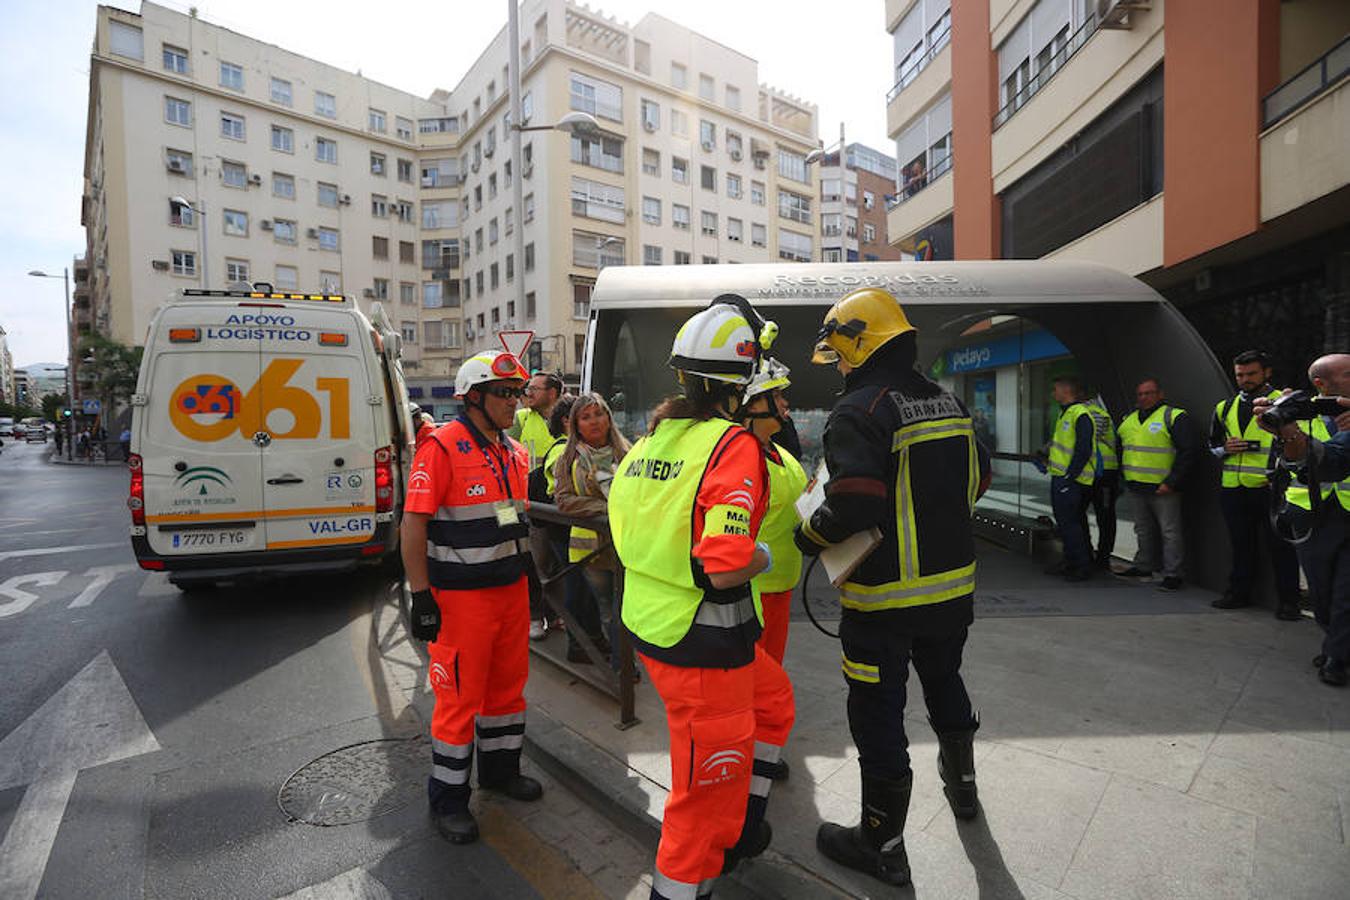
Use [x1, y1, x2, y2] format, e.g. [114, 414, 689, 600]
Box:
[431, 808, 480, 844]
[722, 794, 772, 874]
[816, 773, 912, 886]
[764, 758, 789, 781]
[480, 773, 543, 802]
[933, 715, 979, 820]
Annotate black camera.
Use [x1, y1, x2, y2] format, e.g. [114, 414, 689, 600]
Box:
[1258, 389, 1344, 429]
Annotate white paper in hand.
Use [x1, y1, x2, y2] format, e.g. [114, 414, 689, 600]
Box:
[796, 461, 882, 587]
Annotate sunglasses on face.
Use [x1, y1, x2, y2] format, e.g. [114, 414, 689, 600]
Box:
[483, 385, 526, 399]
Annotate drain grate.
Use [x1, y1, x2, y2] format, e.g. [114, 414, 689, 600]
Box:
[278, 736, 428, 826]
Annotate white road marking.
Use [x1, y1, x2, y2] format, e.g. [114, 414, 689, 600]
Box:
[0, 651, 160, 900]
[277, 867, 394, 900]
[0, 543, 123, 561]
[0, 573, 66, 620]
[67, 565, 139, 609]
[136, 573, 179, 598]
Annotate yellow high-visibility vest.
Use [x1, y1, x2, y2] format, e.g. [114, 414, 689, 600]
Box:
[1216, 391, 1280, 488]
[1117, 405, 1181, 485]
[1285, 417, 1350, 511]
[1048, 403, 1095, 486]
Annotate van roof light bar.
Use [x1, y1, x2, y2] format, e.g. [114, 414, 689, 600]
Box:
[179, 288, 348, 303]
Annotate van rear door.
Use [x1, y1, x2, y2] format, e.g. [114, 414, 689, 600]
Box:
[142, 313, 265, 556]
[255, 311, 378, 551]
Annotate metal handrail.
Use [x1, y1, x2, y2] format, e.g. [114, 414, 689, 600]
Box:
[527, 502, 638, 728]
[886, 24, 952, 103]
[889, 145, 953, 210]
[993, 11, 1100, 130]
[1261, 33, 1350, 128]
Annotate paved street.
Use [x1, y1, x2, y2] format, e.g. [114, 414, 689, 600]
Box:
[0, 441, 652, 900]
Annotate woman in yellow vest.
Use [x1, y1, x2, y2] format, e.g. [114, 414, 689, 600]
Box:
[554, 393, 631, 670]
[609, 297, 795, 900]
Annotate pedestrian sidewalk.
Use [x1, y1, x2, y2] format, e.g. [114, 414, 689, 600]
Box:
[522, 542, 1350, 899]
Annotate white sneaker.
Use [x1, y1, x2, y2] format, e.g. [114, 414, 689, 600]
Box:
[529, 619, 547, 641]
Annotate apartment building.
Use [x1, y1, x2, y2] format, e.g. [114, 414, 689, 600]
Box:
[883, 0, 1350, 377]
[0, 325, 14, 406]
[83, 1, 817, 409]
[816, 141, 902, 262]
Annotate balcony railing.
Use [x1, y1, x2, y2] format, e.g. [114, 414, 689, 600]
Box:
[887, 148, 952, 210]
[1262, 34, 1350, 128]
[994, 12, 1100, 130]
[887, 25, 952, 103]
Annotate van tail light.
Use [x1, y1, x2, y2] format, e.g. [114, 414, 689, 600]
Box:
[374, 446, 394, 513]
[128, 453, 146, 526]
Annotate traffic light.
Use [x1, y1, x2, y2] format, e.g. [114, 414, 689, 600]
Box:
[61, 408, 72, 418]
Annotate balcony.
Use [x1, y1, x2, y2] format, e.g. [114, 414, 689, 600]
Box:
[1261, 37, 1350, 222]
[887, 36, 951, 139]
[887, 154, 953, 246]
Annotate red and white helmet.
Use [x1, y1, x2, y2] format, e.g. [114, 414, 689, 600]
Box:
[454, 350, 528, 397]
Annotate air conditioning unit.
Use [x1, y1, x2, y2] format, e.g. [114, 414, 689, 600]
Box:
[729, 149, 742, 161]
[701, 140, 715, 152]
[306, 227, 320, 239]
[1096, 0, 1149, 29]
[339, 194, 352, 205]
[248, 173, 263, 185]
[642, 120, 656, 132]
[166, 159, 186, 174]
[260, 219, 273, 230]
[151, 259, 170, 271]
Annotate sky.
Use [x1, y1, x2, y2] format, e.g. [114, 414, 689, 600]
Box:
[0, 0, 894, 368]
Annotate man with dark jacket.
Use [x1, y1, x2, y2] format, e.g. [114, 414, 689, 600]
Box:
[795, 287, 990, 888]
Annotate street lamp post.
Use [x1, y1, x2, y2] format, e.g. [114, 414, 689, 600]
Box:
[507, 0, 599, 372]
[170, 196, 208, 288]
[805, 122, 848, 263]
[27, 268, 75, 460]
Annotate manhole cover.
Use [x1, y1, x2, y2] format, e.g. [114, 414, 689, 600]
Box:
[278, 736, 428, 826]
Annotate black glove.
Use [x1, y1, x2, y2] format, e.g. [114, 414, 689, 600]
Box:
[409, 588, 441, 642]
[793, 522, 824, 557]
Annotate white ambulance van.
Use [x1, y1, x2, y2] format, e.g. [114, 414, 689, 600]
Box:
[128, 287, 415, 588]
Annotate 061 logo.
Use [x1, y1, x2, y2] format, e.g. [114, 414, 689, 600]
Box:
[466, 483, 487, 498]
[170, 359, 350, 443]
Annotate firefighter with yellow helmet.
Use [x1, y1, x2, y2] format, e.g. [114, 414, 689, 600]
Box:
[796, 286, 990, 887]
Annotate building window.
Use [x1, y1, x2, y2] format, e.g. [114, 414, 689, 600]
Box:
[674, 250, 691, 265]
[701, 165, 717, 191]
[778, 228, 812, 262]
[314, 91, 337, 118]
[699, 120, 716, 150]
[489, 219, 500, 245]
[320, 271, 342, 292]
[401, 321, 417, 344]
[751, 222, 767, 247]
[169, 199, 195, 227]
[368, 108, 387, 133]
[506, 254, 515, 282]
[422, 200, 458, 230]
[571, 177, 626, 223]
[822, 212, 842, 237]
[162, 45, 188, 74]
[671, 62, 687, 89]
[165, 148, 194, 177]
[643, 245, 662, 266]
[641, 99, 660, 131]
[526, 291, 537, 319]
[421, 157, 458, 187]
[396, 117, 413, 141]
[573, 282, 593, 319]
[751, 181, 766, 206]
[728, 218, 743, 243]
[397, 200, 414, 223]
[373, 236, 389, 259]
[422, 239, 460, 270]
[698, 73, 715, 101]
[270, 77, 292, 106]
[490, 263, 500, 289]
[863, 223, 876, 243]
[400, 241, 415, 264]
[726, 131, 743, 159]
[634, 39, 651, 74]
[397, 159, 413, 183]
[673, 204, 690, 230]
[272, 172, 294, 199]
[702, 255, 718, 265]
[170, 249, 196, 276]
[671, 110, 688, 137]
[372, 278, 389, 300]
[367, 152, 386, 177]
[778, 148, 808, 183]
[371, 194, 388, 218]
[863, 190, 875, 210]
[523, 193, 536, 223]
[400, 282, 416, 305]
[423, 282, 444, 309]
[505, 207, 514, 236]
[701, 211, 717, 236]
[273, 219, 297, 244]
[570, 71, 623, 121]
[223, 209, 248, 236]
[642, 196, 661, 225]
[318, 227, 340, 251]
[475, 271, 484, 294]
[220, 112, 245, 141]
[318, 182, 339, 207]
[221, 161, 247, 188]
[524, 243, 535, 272]
[225, 258, 249, 283]
[672, 157, 689, 185]
[164, 97, 191, 127]
[316, 137, 337, 164]
[642, 148, 660, 177]
[473, 186, 482, 211]
[219, 61, 244, 91]
[270, 125, 294, 153]
[725, 85, 741, 110]
[275, 265, 298, 290]
[108, 21, 143, 60]
[727, 173, 742, 199]
[572, 231, 624, 269]
[488, 173, 498, 200]
[571, 133, 624, 173]
[778, 189, 811, 224]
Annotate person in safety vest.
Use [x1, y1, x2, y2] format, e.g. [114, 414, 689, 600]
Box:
[609, 295, 795, 900]
[1209, 350, 1303, 618]
[1114, 377, 1198, 591]
[795, 287, 990, 888]
[1085, 394, 1120, 569]
[511, 370, 564, 640]
[1259, 355, 1350, 686]
[1044, 375, 1099, 581]
[400, 350, 542, 845]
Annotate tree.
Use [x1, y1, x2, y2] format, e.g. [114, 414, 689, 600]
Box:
[41, 393, 68, 422]
[78, 335, 142, 424]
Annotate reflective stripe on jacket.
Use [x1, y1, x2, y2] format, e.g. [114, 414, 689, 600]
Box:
[1048, 403, 1095, 486]
[1286, 417, 1350, 511]
[752, 444, 807, 594]
[1216, 391, 1279, 488]
[1117, 405, 1180, 485]
[1085, 399, 1119, 474]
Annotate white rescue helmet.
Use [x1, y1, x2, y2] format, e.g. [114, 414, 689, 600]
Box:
[454, 350, 529, 397]
[743, 358, 791, 404]
[668, 293, 779, 386]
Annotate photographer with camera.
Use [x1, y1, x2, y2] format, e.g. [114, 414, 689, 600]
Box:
[1256, 353, 1350, 687]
